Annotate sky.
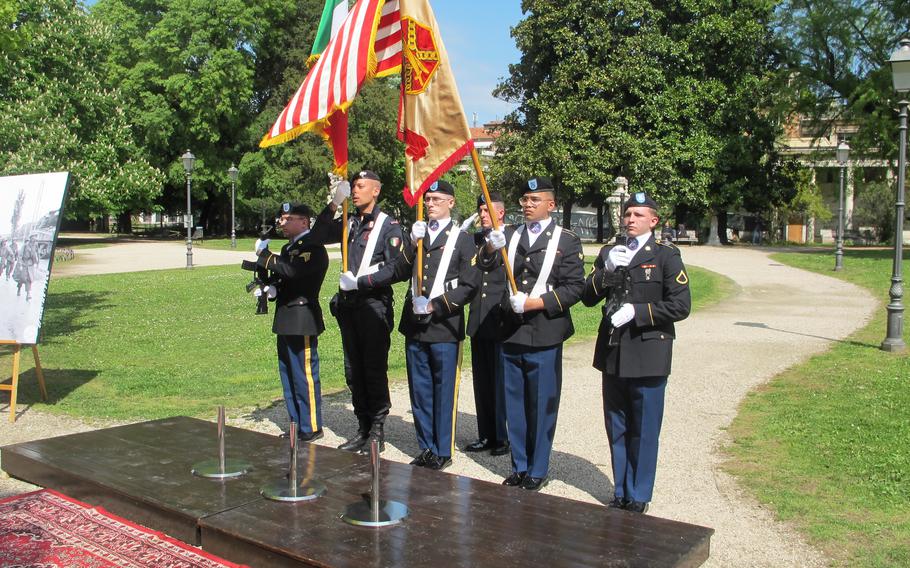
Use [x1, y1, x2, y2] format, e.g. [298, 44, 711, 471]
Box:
[432, 1, 523, 126]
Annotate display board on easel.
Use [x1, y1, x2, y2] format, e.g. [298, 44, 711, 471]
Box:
[1, 171, 70, 421]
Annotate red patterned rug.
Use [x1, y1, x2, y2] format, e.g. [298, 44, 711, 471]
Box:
[0, 489, 248, 568]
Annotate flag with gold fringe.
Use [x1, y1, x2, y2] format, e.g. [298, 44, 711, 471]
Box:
[397, 0, 474, 207]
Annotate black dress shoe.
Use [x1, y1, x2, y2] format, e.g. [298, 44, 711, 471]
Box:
[338, 433, 369, 452]
[607, 496, 629, 509]
[278, 431, 291, 439]
[520, 476, 548, 491]
[298, 429, 323, 442]
[464, 438, 491, 452]
[410, 449, 432, 466]
[489, 440, 510, 456]
[625, 500, 649, 514]
[426, 454, 452, 471]
[502, 472, 526, 486]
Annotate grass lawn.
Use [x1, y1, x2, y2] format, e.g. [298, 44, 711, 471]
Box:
[2, 257, 729, 421]
[725, 248, 910, 567]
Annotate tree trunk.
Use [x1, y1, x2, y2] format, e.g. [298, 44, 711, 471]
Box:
[707, 214, 722, 245]
[596, 202, 604, 243]
[117, 211, 133, 234]
[717, 210, 729, 245]
[562, 198, 573, 229]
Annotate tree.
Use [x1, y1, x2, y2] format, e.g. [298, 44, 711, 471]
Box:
[775, 0, 910, 157]
[0, 0, 163, 223]
[493, 0, 788, 235]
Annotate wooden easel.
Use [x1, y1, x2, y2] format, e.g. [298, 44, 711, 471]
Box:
[1, 340, 47, 423]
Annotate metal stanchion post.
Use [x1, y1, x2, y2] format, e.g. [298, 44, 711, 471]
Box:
[261, 422, 326, 502]
[342, 436, 408, 527]
[192, 406, 251, 479]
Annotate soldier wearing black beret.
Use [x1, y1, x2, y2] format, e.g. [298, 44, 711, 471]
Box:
[309, 169, 407, 454]
[464, 190, 510, 456]
[482, 176, 586, 491]
[255, 202, 329, 441]
[581, 191, 691, 513]
[357, 179, 479, 470]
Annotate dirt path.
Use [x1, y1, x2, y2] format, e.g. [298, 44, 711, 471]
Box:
[2, 243, 874, 566]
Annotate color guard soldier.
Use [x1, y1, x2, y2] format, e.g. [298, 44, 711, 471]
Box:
[581, 192, 691, 513]
[484, 177, 585, 491]
[356, 180, 478, 470]
[312, 170, 406, 454]
[464, 191, 509, 456]
[255, 202, 329, 441]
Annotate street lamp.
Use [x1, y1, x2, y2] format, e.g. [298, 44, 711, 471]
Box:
[182, 150, 195, 269]
[228, 164, 239, 249]
[834, 141, 849, 271]
[613, 176, 629, 243]
[881, 38, 910, 352]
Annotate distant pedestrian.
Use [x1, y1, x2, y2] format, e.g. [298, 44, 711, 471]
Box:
[0, 239, 16, 280]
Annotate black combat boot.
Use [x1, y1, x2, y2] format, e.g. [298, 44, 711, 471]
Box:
[338, 418, 370, 452]
[357, 423, 385, 455]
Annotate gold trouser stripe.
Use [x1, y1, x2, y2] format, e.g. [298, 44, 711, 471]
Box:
[304, 337, 318, 431]
[450, 341, 463, 456]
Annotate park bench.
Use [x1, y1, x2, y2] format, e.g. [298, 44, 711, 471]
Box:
[191, 227, 204, 243]
[674, 234, 698, 245]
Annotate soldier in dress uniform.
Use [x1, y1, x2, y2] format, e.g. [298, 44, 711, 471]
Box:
[311, 170, 406, 454]
[484, 177, 586, 491]
[355, 180, 479, 470]
[464, 191, 510, 456]
[255, 202, 330, 441]
[581, 192, 691, 513]
[0, 239, 17, 281]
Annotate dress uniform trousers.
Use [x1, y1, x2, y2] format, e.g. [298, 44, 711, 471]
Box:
[602, 374, 666, 502]
[336, 296, 393, 427]
[406, 340, 460, 458]
[502, 343, 563, 479]
[470, 337, 507, 443]
[276, 335, 322, 434]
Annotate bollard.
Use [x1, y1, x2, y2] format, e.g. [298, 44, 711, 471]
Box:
[191, 406, 251, 479]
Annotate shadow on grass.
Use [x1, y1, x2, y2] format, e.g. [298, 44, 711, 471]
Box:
[734, 321, 878, 349]
[39, 290, 112, 341]
[0, 368, 100, 421]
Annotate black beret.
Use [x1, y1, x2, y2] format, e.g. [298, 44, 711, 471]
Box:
[623, 192, 659, 210]
[521, 176, 555, 194]
[279, 202, 314, 217]
[351, 169, 381, 183]
[477, 191, 504, 207]
[426, 179, 455, 196]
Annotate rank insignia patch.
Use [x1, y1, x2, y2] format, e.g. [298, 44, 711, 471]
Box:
[676, 270, 688, 285]
[301, 252, 311, 262]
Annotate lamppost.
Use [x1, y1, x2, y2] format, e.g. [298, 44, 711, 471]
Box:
[182, 150, 195, 269]
[613, 176, 629, 243]
[834, 141, 849, 271]
[881, 38, 910, 353]
[228, 164, 239, 249]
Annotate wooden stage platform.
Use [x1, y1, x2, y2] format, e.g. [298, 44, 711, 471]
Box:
[1, 417, 714, 567]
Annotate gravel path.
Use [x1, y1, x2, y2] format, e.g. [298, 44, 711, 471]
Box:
[2, 241, 875, 566]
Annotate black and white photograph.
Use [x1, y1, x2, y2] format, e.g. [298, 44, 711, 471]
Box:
[0, 171, 70, 344]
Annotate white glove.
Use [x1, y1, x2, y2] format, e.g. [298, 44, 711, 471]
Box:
[459, 213, 479, 232]
[255, 238, 270, 254]
[264, 285, 278, 300]
[605, 246, 633, 272]
[413, 296, 431, 315]
[486, 229, 506, 250]
[331, 180, 351, 206]
[253, 287, 263, 297]
[509, 292, 527, 314]
[410, 221, 427, 244]
[339, 271, 358, 291]
[610, 303, 635, 328]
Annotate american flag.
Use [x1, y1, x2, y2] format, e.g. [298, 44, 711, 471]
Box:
[260, 0, 402, 148]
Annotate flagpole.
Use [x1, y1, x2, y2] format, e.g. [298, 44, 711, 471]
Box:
[471, 148, 518, 294]
[416, 199, 424, 297]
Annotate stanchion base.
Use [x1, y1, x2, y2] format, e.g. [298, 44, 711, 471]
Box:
[261, 479, 327, 502]
[341, 500, 408, 527]
[191, 459, 252, 479]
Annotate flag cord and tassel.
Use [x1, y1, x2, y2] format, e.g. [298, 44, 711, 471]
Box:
[471, 148, 518, 294]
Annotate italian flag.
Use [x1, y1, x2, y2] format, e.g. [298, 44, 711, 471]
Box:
[308, 0, 348, 67]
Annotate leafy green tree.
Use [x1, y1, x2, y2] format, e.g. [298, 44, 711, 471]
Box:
[776, 0, 909, 157]
[0, 0, 163, 223]
[493, 0, 788, 234]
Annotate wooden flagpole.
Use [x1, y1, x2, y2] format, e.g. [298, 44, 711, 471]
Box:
[1, 340, 48, 423]
[471, 148, 518, 294]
